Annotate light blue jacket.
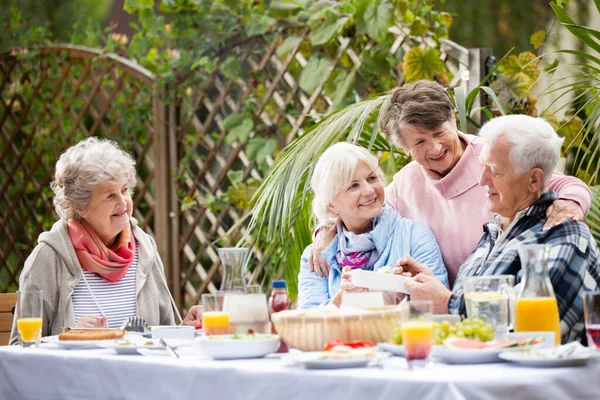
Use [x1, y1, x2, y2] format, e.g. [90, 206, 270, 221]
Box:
[297, 205, 448, 309]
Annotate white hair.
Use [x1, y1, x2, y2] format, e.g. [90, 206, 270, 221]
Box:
[478, 115, 564, 188]
[51, 137, 137, 220]
[310, 142, 383, 226]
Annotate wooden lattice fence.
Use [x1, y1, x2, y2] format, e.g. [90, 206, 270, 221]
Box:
[0, 45, 165, 292]
[0, 33, 491, 312]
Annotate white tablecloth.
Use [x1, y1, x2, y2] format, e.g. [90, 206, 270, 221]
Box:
[0, 345, 598, 400]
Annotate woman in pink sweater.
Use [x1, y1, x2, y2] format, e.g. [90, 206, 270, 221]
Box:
[310, 81, 591, 287]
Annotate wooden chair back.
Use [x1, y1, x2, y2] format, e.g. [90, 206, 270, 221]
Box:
[0, 293, 17, 345]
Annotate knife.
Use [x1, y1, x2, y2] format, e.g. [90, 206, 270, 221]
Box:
[160, 338, 179, 358]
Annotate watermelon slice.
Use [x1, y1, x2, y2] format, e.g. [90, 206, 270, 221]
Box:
[444, 337, 543, 350]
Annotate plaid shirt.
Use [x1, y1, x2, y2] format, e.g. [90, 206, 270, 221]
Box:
[449, 191, 600, 343]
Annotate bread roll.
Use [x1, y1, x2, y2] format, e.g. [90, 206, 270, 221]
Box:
[58, 329, 126, 341]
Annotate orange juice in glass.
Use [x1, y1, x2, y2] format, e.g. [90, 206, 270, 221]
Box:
[401, 300, 433, 368]
[202, 312, 230, 335]
[515, 297, 561, 346]
[201, 292, 229, 335]
[16, 290, 43, 347]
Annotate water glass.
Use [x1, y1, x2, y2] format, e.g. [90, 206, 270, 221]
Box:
[16, 290, 43, 348]
[584, 291, 600, 349]
[463, 275, 515, 340]
[201, 292, 229, 335]
[401, 300, 434, 369]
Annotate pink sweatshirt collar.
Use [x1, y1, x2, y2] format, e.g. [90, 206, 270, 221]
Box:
[420, 132, 482, 199]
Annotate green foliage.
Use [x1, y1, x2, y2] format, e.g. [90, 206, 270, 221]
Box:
[545, 1, 600, 187]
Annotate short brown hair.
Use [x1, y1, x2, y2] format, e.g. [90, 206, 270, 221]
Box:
[380, 80, 455, 147]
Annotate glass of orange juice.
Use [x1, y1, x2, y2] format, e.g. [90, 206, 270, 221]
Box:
[16, 289, 43, 347]
[201, 292, 230, 335]
[401, 300, 434, 369]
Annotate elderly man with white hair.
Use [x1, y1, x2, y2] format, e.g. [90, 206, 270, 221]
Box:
[399, 115, 600, 343]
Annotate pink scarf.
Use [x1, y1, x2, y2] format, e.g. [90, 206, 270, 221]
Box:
[67, 219, 136, 283]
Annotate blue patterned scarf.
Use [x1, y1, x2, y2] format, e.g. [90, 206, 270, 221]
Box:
[335, 218, 379, 271]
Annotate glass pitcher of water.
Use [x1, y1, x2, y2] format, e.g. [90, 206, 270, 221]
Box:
[217, 247, 249, 292]
[464, 275, 515, 340]
[515, 244, 561, 346]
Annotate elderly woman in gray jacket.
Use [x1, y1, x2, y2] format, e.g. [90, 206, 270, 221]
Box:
[10, 138, 201, 343]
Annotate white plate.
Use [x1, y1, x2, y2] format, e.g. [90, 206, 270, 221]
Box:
[194, 334, 280, 360]
[378, 343, 444, 358]
[98, 339, 165, 355]
[287, 351, 389, 369]
[499, 351, 600, 367]
[433, 346, 525, 364]
[42, 335, 114, 350]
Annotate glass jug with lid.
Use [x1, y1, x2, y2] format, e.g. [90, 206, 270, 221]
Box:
[514, 244, 561, 345]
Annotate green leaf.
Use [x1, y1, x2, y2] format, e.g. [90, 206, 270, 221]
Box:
[227, 170, 244, 186]
[220, 0, 240, 11]
[299, 55, 332, 95]
[329, 70, 356, 109]
[530, 30, 546, 50]
[247, 138, 277, 166]
[362, 0, 394, 43]
[361, 46, 391, 76]
[269, 1, 302, 17]
[306, 0, 337, 14]
[191, 56, 210, 70]
[276, 36, 302, 58]
[409, 17, 429, 36]
[310, 15, 348, 46]
[223, 113, 246, 130]
[124, 0, 153, 13]
[246, 12, 276, 36]
[220, 57, 242, 81]
[226, 118, 254, 144]
[403, 47, 445, 82]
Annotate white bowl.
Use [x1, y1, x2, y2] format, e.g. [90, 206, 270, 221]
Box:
[150, 325, 195, 340]
[194, 334, 280, 360]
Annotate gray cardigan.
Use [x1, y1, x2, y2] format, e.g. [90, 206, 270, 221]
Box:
[10, 219, 176, 344]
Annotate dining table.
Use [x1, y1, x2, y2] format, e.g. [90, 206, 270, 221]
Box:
[0, 344, 599, 400]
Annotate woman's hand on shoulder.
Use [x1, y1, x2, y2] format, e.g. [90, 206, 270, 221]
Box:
[308, 226, 336, 278]
[181, 305, 202, 326]
[76, 315, 107, 328]
[393, 254, 434, 277]
[544, 199, 584, 230]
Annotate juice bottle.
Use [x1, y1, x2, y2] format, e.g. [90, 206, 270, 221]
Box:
[515, 245, 561, 345]
[268, 280, 290, 353]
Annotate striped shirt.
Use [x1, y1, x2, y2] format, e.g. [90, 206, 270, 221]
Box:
[449, 191, 600, 343]
[72, 245, 138, 328]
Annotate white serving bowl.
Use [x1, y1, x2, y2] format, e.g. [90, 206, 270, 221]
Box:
[194, 334, 280, 360]
[150, 325, 195, 340]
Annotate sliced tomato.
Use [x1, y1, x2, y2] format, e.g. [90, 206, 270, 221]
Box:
[323, 339, 374, 351]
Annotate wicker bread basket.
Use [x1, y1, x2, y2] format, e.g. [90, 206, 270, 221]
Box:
[271, 306, 401, 352]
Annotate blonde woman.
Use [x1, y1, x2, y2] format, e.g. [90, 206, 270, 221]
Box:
[297, 142, 448, 309]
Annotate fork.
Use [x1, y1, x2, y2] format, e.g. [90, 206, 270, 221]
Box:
[122, 316, 148, 333]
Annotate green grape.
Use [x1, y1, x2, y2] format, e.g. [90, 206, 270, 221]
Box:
[390, 326, 403, 345]
[441, 320, 451, 333]
[463, 325, 473, 337]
